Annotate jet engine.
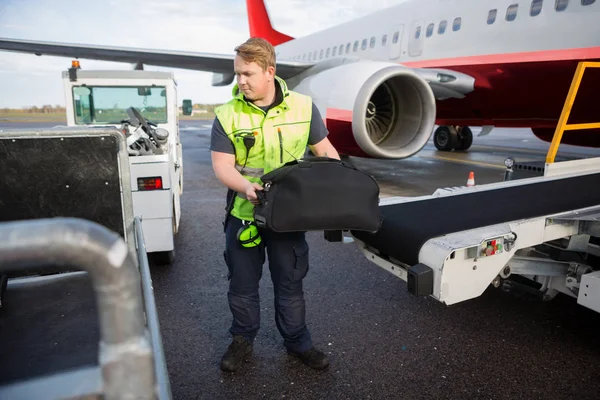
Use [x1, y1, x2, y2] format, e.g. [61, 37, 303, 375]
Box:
[290, 60, 436, 159]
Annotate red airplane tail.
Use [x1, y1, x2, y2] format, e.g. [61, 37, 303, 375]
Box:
[246, 0, 294, 46]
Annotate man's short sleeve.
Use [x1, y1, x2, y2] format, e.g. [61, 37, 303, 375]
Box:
[308, 102, 329, 145]
[210, 117, 235, 154]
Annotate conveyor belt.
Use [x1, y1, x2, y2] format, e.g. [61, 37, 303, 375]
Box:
[352, 172, 600, 267]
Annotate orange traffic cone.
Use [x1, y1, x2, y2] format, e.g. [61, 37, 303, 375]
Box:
[467, 171, 475, 187]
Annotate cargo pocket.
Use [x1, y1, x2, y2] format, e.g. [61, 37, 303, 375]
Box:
[292, 242, 310, 282]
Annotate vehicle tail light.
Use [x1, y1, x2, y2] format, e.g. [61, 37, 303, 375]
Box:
[138, 177, 163, 191]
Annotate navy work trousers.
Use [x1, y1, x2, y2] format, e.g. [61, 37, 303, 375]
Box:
[224, 216, 313, 353]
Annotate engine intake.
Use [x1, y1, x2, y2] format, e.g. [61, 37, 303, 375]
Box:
[291, 60, 436, 159]
[352, 65, 436, 159]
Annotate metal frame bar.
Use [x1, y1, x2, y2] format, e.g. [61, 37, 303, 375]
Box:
[546, 61, 600, 164]
[135, 216, 172, 400]
[0, 218, 156, 400]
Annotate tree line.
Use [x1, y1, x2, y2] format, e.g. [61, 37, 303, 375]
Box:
[1, 105, 67, 113]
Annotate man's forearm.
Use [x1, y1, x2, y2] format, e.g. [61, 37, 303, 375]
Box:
[314, 143, 341, 160]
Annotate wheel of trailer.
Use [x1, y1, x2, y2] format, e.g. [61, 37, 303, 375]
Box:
[433, 126, 454, 151]
[456, 126, 473, 151]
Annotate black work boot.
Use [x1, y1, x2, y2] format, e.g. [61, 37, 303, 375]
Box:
[220, 335, 253, 372]
[288, 347, 330, 370]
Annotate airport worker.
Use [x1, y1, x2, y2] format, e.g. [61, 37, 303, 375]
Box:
[210, 37, 340, 373]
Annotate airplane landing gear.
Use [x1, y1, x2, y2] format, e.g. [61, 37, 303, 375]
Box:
[433, 125, 473, 151]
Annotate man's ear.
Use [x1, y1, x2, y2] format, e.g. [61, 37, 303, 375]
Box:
[267, 66, 275, 80]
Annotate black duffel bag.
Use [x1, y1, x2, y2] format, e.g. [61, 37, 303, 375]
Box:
[254, 157, 381, 233]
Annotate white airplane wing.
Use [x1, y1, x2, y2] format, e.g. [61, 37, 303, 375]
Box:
[0, 38, 313, 85]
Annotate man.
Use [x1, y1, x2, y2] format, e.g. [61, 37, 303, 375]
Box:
[210, 37, 340, 373]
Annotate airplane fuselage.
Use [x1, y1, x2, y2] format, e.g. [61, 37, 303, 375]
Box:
[274, 0, 600, 145]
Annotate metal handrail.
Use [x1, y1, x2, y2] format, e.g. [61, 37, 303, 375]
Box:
[0, 217, 156, 400]
[546, 61, 600, 163]
[134, 216, 172, 400]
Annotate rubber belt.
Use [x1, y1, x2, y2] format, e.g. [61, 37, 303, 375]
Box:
[352, 172, 600, 266]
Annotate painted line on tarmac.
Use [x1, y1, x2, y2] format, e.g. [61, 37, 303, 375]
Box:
[418, 154, 506, 169]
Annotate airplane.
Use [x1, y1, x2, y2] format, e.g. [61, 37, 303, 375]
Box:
[1, 0, 599, 160]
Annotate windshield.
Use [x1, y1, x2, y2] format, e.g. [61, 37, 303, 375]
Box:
[72, 86, 167, 124]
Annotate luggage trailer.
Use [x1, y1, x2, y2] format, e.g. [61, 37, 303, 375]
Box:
[349, 157, 600, 312]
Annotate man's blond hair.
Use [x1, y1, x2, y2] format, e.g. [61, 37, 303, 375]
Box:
[234, 37, 276, 72]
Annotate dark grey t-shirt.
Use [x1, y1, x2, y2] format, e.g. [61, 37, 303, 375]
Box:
[210, 101, 329, 155]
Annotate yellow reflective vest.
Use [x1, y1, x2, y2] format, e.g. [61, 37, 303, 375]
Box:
[214, 76, 312, 222]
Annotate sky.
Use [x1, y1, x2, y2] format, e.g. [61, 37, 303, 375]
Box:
[0, 0, 405, 108]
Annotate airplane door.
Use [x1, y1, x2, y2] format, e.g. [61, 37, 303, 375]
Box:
[408, 20, 425, 57]
[388, 25, 404, 60]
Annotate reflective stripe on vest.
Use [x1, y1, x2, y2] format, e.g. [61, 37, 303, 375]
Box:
[215, 76, 312, 221]
[235, 164, 264, 178]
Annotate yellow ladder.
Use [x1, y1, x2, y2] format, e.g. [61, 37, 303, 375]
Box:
[546, 61, 600, 163]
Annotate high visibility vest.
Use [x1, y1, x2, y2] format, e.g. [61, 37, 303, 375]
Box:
[214, 76, 312, 222]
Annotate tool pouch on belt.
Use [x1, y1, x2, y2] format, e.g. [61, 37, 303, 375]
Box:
[253, 157, 382, 233]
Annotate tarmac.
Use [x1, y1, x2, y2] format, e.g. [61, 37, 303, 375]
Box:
[2, 121, 600, 400]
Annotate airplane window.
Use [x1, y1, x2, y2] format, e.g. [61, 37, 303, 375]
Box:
[452, 17, 461, 31]
[326, 48, 330, 58]
[392, 31, 399, 43]
[362, 39, 368, 50]
[346, 43, 351, 53]
[319, 49, 324, 59]
[488, 9, 497, 24]
[339, 45, 344, 54]
[382, 34, 388, 46]
[426, 23, 434, 37]
[438, 20, 447, 34]
[370, 37, 376, 48]
[415, 26, 422, 39]
[353, 41, 359, 52]
[506, 4, 519, 21]
[332, 47, 337, 56]
[582, 0, 595, 4]
[313, 50, 317, 59]
[530, 0, 543, 15]
[555, 0, 569, 10]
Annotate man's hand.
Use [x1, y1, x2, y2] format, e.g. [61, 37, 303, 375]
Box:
[245, 182, 264, 205]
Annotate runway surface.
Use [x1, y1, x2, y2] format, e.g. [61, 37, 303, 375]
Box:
[2, 121, 600, 400]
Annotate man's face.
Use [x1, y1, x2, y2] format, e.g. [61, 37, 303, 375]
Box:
[234, 55, 274, 102]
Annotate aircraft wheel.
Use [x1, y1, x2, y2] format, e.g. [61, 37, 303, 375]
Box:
[433, 126, 455, 151]
[456, 126, 473, 151]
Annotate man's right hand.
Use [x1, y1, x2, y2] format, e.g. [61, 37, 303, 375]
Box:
[245, 182, 264, 205]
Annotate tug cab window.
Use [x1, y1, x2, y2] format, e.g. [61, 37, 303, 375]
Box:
[72, 86, 167, 125]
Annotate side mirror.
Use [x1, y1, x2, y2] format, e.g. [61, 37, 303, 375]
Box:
[182, 99, 193, 116]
